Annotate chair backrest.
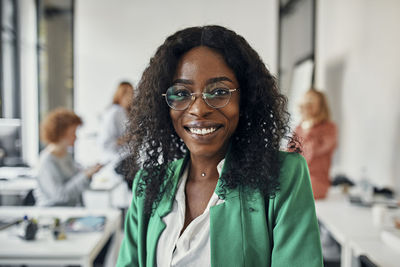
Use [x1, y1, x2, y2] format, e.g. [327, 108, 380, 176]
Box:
[359, 255, 378, 267]
[22, 189, 36, 206]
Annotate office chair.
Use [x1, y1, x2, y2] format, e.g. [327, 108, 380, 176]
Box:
[359, 255, 378, 267]
[22, 189, 35, 206]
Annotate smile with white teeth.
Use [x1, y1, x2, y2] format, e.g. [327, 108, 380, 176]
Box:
[188, 127, 217, 135]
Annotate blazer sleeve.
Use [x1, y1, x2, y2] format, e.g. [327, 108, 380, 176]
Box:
[116, 171, 141, 267]
[269, 153, 323, 267]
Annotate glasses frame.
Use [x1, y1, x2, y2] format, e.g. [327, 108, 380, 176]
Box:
[162, 87, 238, 111]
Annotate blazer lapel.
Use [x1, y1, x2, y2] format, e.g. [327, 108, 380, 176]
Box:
[210, 150, 244, 266]
[145, 156, 188, 266]
[210, 149, 271, 267]
[210, 193, 244, 266]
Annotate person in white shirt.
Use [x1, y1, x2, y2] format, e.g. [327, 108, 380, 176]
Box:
[98, 81, 134, 163]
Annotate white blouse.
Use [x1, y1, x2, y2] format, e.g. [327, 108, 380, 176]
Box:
[97, 104, 128, 163]
[156, 160, 225, 267]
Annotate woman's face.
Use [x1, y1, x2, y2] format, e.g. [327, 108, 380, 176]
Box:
[120, 86, 133, 110]
[299, 92, 320, 120]
[170, 46, 240, 159]
[60, 124, 79, 147]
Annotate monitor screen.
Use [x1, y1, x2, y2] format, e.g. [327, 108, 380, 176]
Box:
[0, 118, 24, 167]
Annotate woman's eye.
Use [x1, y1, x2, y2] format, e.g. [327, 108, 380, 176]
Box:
[174, 90, 190, 97]
[210, 88, 229, 96]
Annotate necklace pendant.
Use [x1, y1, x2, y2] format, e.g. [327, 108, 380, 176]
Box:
[201, 173, 206, 177]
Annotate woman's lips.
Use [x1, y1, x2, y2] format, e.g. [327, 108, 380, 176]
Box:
[187, 127, 217, 135]
[183, 122, 223, 138]
[184, 127, 222, 141]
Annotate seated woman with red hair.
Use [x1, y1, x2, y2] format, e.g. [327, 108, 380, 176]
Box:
[35, 108, 102, 206]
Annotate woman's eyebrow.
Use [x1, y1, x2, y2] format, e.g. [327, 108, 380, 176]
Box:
[206, 77, 234, 84]
[172, 76, 234, 85]
[172, 79, 193, 85]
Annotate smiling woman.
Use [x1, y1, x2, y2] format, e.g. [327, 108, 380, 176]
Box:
[117, 25, 323, 267]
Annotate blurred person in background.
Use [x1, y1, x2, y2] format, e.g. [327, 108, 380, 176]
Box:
[294, 89, 340, 266]
[98, 81, 134, 164]
[35, 108, 103, 206]
[294, 88, 337, 200]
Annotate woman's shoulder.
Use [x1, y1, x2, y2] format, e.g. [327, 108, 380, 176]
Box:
[110, 103, 124, 111]
[239, 152, 311, 210]
[37, 149, 67, 175]
[104, 104, 125, 118]
[38, 148, 57, 165]
[278, 151, 306, 166]
[278, 151, 309, 184]
[318, 120, 337, 131]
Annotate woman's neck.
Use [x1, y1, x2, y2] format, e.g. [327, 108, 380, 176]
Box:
[48, 143, 68, 157]
[301, 116, 323, 129]
[189, 153, 225, 183]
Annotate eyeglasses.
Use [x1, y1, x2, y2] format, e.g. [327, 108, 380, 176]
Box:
[162, 82, 238, 111]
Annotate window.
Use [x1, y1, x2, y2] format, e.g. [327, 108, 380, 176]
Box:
[278, 0, 316, 127]
[0, 0, 20, 119]
[278, 0, 316, 93]
[37, 0, 74, 126]
[37, 0, 74, 149]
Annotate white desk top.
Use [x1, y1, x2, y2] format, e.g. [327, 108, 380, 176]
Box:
[0, 207, 121, 266]
[316, 190, 382, 241]
[0, 167, 34, 179]
[0, 164, 119, 194]
[0, 178, 37, 195]
[0, 164, 131, 209]
[315, 188, 400, 267]
[350, 238, 400, 267]
[0, 167, 37, 196]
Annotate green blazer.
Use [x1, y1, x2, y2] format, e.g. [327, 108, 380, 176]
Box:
[117, 152, 323, 266]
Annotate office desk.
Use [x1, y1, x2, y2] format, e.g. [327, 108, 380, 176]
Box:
[0, 167, 34, 180]
[315, 188, 400, 267]
[84, 179, 123, 208]
[84, 164, 132, 209]
[0, 207, 122, 267]
[0, 167, 37, 205]
[0, 178, 37, 195]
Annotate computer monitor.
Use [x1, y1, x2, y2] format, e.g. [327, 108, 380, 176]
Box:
[0, 118, 24, 167]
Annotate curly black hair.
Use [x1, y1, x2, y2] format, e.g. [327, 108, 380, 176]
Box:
[126, 25, 296, 216]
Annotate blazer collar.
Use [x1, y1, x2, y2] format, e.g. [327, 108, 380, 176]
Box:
[156, 145, 239, 218]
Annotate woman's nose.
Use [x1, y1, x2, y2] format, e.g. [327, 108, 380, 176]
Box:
[187, 94, 213, 117]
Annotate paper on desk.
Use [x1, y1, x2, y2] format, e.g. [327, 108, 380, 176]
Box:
[65, 216, 106, 232]
[90, 164, 123, 190]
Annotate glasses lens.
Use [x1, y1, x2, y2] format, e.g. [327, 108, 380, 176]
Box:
[203, 83, 232, 108]
[165, 86, 192, 110]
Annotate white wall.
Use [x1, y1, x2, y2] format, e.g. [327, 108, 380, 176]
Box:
[315, 0, 400, 191]
[74, 0, 278, 165]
